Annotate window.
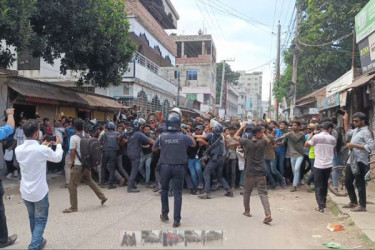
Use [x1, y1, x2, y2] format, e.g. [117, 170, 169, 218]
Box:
[123, 86, 130, 95]
[187, 70, 198, 80]
[174, 70, 181, 79]
[18, 48, 40, 70]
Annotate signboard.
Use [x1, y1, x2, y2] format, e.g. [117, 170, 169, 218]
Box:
[317, 94, 340, 111]
[359, 31, 375, 74]
[355, 0, 375, 43]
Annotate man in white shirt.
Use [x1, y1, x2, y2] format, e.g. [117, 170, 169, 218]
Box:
[306, 122, 336, 213]
[15, 120, 63, 250]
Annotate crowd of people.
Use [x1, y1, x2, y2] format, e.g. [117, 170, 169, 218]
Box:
[0, 105, 374, 249]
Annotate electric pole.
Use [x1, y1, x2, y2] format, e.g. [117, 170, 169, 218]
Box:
[275, 21, 281, 119]
[219, 58, 235, 113]
[290, 3, 301, 120]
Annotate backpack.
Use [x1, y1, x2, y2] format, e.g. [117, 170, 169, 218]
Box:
[76, 134, 102, 169]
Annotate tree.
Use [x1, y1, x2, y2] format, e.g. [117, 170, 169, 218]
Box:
[274, 0, 368, 101]
[216, 62, 240, 104]
[0, 0, 136, 88]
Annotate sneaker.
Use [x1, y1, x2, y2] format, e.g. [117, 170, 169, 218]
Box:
[173, 221, 181, 228]
[198, 193, 211, 199]
[40, 238, 47, 250]
[197, 184, 204, 190]
[127, 188, 140, 193]
[0, 234, 17, 248]
[160, 214, 169, 222]
[225, 191, 234, 197]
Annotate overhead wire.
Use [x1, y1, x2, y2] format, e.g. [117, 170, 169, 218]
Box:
[297, 32, 353, 47]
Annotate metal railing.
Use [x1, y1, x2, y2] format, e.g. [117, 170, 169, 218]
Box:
[135, 52, 159, 75]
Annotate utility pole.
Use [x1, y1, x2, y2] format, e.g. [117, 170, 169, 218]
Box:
[275, 21, 281, 119]
[290, 3, 301, 120]
[219, 58, 235, 112]
[176, 66, 181, 106]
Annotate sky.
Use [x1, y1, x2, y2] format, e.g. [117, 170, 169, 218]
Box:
[169, 0, 296, 101]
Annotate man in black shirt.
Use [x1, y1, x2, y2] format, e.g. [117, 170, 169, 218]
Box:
[234, 123, 272, 224]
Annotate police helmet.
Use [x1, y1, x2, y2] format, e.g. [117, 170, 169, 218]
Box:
[131, 119, 141, 131]
[166, 112, 181, 131]
[180, 123, 187, 130]
[138, 118, 146, 125]
[107, 122, 116, 130]
[212, 123, 223, 135]
[170, 107, 182, 118]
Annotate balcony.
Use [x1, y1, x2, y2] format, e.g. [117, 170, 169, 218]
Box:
[123, 52, 177, 95]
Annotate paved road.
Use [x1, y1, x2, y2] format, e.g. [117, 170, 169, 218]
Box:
[3, 176, 374, 249]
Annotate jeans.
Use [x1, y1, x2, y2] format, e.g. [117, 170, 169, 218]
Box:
[225, 158, 238, 188]
[139, 153, 152, 183]
[314, 167, 331, 209]
[264, 160, 276, 188]
[276, 153, 285, 176]
[23, 194, 49, 250]
[188, 158, 203, 189]
[345, 162, 368, 208]
[0, 182, 8, 244]
[306, 159, 315, 186]
[266, 159, 285, 186]
[300, 155, 311, 180]
[128, 157, 140, 190]
[243, 175, 271, 216]
[117, 155, 130, 181]
[160, 164, 185, 223]
[332, 154, 344, 188]
[291, 156, 304, 187]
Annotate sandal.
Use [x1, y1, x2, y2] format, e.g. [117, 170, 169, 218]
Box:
[63, 208, 77, 213]
[342, 203, 358, 209]
[351, 206, 367, 212]
[243, 212, 252, 217]
[263, 215, 272, 224]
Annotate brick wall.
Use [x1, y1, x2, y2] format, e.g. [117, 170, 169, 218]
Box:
[176, 55, 212, 65]
[124, 0, 177, 56]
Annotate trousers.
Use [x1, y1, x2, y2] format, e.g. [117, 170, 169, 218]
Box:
[203, 157, 230, 194]
[345, 162, 368, 208]
[160, 164, 185, 223]
[128, 157, 140, 190]
[314, 167, 331, 209]
[243, 175, 271, 216]
[23, 194, 49, 250]
[0, 182, 8, 244]
[69, 165, 106, 210]
[102, 151, 118, 185]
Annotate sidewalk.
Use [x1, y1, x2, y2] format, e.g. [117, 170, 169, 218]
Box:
[329, 181, 375, 243]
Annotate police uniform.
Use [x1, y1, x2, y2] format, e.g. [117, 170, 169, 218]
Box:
[153, 109, 194, 227]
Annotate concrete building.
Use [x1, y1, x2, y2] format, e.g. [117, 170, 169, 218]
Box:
[235, 88, 249, 119]
[226, 85, 239, 118]
[11, 0, 180, 117]
[237, 71, 263, 118]
[262, 101, 269, 118]
[170, 33, 217, 112]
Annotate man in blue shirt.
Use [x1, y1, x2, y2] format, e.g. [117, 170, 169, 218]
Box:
[0, 108, 18, 249]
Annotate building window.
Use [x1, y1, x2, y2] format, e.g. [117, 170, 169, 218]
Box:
[186, 94, 197, 100]
[187, 70, 198, 80]
[18, 48, 40, 70]
[174, 70, 181, 79]
[123, 86, 130, 95]
[203, 94, 210, 104]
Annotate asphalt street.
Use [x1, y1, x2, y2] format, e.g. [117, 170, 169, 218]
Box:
[3, 176, 374, 249]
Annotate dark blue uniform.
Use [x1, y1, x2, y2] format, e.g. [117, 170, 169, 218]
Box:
[203, 133, 231, 194]
[153, 131, 194, 224]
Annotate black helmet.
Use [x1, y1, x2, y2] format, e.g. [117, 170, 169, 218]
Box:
[166, 112, 181, 131]
[212, 123, 223, 135]
[131, 119, 141, 131]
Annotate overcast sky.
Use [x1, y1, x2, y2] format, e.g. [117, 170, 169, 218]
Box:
[169, 0, 296, 101]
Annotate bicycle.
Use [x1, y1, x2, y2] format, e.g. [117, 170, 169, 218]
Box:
[328, 160, 375, 197]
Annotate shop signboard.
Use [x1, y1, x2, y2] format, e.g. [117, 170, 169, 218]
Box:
[359, 31, 375, 74]
[355, 0, 375, 43]
[317, 93, 340, 111]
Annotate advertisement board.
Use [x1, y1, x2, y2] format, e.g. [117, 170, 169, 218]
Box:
[359, 31, 375, 74]
[355, 0, 375, 43]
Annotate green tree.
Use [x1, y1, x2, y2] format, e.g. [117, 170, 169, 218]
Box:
[274, 0, 368, 100]
[0, 0, 136, 88]
[216, 62, 240, 104]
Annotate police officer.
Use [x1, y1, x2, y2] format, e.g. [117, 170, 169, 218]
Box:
[152, 108, 196, 228]
[123, 119, 154, 193]
[197, 122, 233, 199]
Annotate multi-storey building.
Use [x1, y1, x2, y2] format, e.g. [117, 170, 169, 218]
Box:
[237, 71, 263, 118]
[226, 85, 239, 118]
[170, 33, 217, 112]
[236, 88, 249, 119]
[12, 0, 180, 117]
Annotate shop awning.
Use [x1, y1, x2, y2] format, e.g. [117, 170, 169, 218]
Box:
[344, 73, 375, 90]
[7, 76, 123, 110]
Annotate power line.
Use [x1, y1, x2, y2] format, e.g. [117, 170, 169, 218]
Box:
[279, 0, 285, 21]
[205, 0, 227, 41]
[297, 32, 353, 47]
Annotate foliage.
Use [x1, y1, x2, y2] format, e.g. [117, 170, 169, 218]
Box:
[274, 0, 368, 101]
[216, 62, 240, 103]
[0, 0, 136, 88]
